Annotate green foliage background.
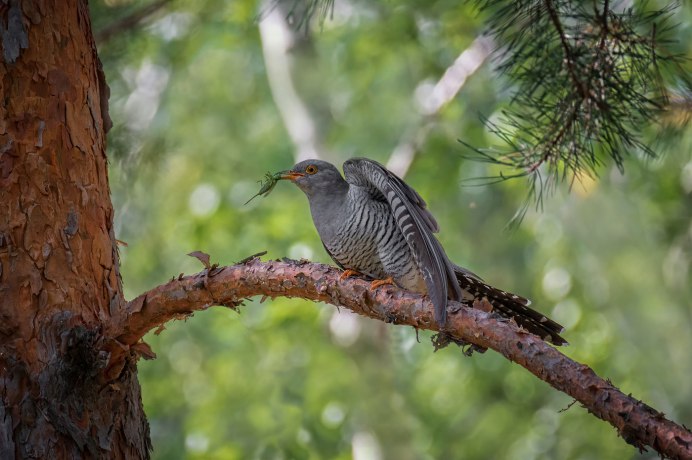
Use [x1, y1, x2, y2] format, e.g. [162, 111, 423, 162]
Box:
[93, 1, 691, 458]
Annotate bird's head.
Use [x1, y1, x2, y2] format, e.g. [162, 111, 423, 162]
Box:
[277, 160, 347, 198]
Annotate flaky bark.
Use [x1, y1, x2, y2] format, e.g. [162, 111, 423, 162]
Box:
[114, 258, 692, 460]
[0, 1, 148, 458]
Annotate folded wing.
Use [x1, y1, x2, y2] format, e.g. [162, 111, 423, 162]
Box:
[343, 158, 462, 325]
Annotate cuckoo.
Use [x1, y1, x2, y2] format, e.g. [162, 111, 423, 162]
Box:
[276, 158, 566, 345]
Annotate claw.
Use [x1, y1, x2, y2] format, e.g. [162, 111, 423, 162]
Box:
[340, 269, 362, 280]
[369, 277, 394, 290]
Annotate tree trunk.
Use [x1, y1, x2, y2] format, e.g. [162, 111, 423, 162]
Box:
[0, 1, 150, 458]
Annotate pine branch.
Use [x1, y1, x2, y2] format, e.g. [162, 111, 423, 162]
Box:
[109, 258, 692, 459]
[464, 0, 687, 215]
[95, 0, 170, 45]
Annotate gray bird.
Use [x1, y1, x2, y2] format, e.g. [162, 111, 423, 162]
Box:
[277, 158, 565, 345]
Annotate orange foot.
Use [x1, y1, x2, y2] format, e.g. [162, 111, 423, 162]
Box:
[340, 269, 362, 280]
[370, 277, 394, 290]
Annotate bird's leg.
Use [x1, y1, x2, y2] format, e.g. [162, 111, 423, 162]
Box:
[369, 277, 395, 290]
[339, 269, 362, 280]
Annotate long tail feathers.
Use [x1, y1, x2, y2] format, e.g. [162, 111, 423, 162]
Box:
[453, 267, 567, 346]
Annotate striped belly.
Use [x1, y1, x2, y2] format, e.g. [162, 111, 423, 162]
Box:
[326, 200, 426, 293]
[325, 211, 386, 279]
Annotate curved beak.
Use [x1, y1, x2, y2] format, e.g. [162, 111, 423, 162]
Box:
[277, 170, 305, 181]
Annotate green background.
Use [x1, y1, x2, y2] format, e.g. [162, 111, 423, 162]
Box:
[92, 1, 691, 458]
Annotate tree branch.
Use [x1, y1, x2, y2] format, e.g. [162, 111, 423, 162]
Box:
[259, 1, 324, 163]
[112, 258, 692, 459]
[386, 36, 493, 178]
[466, 0, 683, 212]
[544, 0, 587, 99]
[95, 0, 170, 45]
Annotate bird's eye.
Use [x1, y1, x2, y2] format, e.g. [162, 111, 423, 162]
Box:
[305, 164, 318, 175]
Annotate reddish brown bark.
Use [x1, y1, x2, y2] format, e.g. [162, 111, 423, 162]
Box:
[115, 258, 692, 460]
[0, 1, 148, 458]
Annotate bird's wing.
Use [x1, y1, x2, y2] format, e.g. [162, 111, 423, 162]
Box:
[343, 158, 462, 325]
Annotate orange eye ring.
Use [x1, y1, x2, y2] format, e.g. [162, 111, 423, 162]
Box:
[305, 164, 318, 175]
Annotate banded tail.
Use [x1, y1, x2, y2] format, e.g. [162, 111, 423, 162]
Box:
[453, 266, 567, 345]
